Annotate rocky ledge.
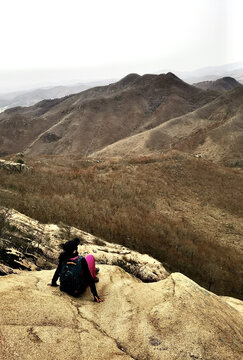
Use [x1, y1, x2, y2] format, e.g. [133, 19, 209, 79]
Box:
[0, 267, 242, 360]
[0, 160, 32, 172]
[0, 207, 242, 359]
[0, 207, 168, 282]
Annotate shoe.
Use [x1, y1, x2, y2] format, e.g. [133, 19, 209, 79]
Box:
[95, 267, 100, 274]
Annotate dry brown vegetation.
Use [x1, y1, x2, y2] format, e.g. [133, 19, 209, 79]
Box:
[93, 87, 243, 168]
[0, 151, 242, 298]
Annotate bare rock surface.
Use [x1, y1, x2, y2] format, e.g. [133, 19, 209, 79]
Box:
[0, 160, 31, 173]
[0, 207, 168, 281]
[0, 267, 242, 360]
[0, 208, 242, 359]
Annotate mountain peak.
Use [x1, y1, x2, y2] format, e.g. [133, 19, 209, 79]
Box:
[166, 71, 180, 79]
[116, 73, 140, 86]
[194, 76, 242, 92]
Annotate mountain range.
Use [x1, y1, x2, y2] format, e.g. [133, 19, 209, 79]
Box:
[1, 61, 242, 113]
[1, 66, 242, 360]
[93, 85, 243, 166]
[0, 73, 242, 166]
[0, 79, 114, 113]
[171, 61, 243, 84]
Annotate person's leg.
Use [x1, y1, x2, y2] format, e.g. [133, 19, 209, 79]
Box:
[85, 254, 96, 279]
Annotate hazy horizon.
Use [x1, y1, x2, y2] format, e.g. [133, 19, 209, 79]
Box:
[0, 0, 242, 92]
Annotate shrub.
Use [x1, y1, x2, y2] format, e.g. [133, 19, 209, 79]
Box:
[16, 159, 25, 164]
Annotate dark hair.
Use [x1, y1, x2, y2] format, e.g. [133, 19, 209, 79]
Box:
[61, 237, 80, 256]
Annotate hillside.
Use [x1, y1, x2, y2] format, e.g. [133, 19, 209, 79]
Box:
[0, 153, 242, 298]
[93, 87, 243, 166]
[194, 76, 242, 92]
[0, 207, 168, 282]
[0, 73, 217, 157]
[0, 79, 113, 113]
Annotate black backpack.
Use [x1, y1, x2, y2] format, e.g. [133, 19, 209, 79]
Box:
[60, 256, 86, 297]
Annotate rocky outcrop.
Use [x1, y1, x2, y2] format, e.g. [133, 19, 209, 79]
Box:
[0, 207, 242, 359]
[0, 207, 168, 281]
[0, 160, 31, 173]
[0, 267, 242, 360]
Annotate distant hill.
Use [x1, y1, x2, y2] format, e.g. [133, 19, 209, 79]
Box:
[194, 77, 242, 92]
[93, 87, 243, 167]
[0, 72, 217, 157]
[0, 79, 114, 112]
[169, 61, 243, 84]
[1, 72, 242, 166]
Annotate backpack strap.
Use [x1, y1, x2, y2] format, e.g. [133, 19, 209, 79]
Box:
[77, 256, 83, 263]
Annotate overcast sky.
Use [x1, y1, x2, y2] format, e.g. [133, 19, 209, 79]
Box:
[0, 0, 242, 92]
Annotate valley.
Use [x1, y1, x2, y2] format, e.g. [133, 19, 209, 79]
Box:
[0, 72, 242, 299]
[0, 152, 242, 299]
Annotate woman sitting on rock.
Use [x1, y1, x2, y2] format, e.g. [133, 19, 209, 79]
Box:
[51, 237, 103, 303]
